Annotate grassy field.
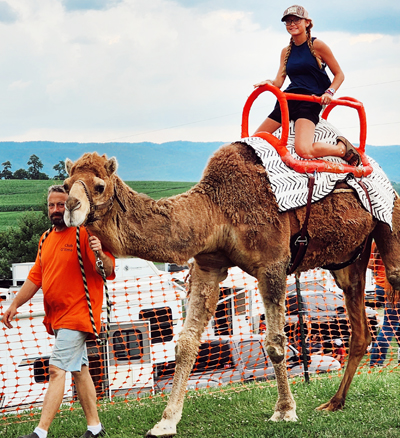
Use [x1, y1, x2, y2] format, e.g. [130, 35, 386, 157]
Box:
[3, 367, 400, 438]
[0, 180, 195, 230]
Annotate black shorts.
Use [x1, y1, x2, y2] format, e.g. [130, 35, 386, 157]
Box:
[268, 89, 322, 126]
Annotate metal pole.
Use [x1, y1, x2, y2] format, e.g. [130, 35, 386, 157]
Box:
[295, 273, 309, 383]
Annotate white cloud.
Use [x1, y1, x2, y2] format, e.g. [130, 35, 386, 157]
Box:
[9, 80, 32, 90]
[350, 34, 384, 44]
[0, 0, 398, 146]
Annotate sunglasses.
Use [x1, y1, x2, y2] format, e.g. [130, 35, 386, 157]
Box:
[284, 17, 303, 26]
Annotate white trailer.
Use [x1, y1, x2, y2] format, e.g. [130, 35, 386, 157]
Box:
[0, 258, 185, 410]
[197, 266, 377, 339]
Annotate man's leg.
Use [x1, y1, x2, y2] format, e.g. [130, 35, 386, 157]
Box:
[38, 365, 66, 430]
[72, 365, 100, 426]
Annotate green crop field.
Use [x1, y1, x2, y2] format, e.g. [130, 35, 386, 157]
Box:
[0, 180, 195, 231]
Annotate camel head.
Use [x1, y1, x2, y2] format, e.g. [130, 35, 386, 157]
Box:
[63, 152, 118, 227]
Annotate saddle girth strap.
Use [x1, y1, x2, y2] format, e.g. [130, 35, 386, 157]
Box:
[287, 173, 315, 275]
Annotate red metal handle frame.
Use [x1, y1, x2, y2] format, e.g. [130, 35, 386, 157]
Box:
[241, 84, 372, 177]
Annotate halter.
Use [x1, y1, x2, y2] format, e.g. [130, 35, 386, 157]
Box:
[75, 179, 127, 225]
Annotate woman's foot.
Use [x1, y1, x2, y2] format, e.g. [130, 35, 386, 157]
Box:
[337, 136, 361, 166]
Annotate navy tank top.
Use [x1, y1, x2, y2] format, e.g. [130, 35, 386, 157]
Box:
[285, 37, 331, 96]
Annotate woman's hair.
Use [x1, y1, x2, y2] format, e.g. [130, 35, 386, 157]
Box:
[282, 21, 322, 76]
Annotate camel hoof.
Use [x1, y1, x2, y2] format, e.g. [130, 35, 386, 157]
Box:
[316, 400, 343, 412]
[270, 409, 298, 422]
[146, 420, 177, 437]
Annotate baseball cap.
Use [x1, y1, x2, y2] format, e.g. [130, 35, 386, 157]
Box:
[281, 5, 311, 22]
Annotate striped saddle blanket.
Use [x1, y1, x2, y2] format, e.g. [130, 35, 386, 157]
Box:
[240, 118, 396, 228]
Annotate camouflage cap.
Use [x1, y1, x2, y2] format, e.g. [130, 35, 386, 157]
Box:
[281, 5, 311, 22]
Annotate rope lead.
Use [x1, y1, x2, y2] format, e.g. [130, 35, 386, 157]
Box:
[76, 226, 111, 345]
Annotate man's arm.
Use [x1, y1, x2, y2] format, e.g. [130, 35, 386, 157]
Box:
[88, 235, 115, 277]
[1, 279, 40, 329]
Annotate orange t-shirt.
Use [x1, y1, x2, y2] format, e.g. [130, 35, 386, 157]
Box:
[369, 242, 386, 288]
[28, 227, 115, 336]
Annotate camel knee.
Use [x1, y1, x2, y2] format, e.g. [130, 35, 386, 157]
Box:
[386, 268, 400, 291]
[348, 335, 370, 357]
[265, 334, 286, 364]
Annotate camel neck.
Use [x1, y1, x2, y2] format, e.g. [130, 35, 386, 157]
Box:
[89, 187, 211, 264]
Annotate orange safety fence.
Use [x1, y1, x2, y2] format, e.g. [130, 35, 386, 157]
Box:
[0, 253, 398, 424]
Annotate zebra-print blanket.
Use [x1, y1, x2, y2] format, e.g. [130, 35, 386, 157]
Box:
[241, 118, 395, 228]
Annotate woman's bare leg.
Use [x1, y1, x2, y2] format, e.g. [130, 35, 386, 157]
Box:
[294, 119, 346, 159]
[254, 117, 281, 135]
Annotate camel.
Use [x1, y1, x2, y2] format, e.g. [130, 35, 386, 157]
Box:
[63, 147, 400, 437]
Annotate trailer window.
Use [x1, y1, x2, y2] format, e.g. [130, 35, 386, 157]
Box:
[112, 329, 143, 361]
[139, 307, 173, 344]
[193, 342, 232, 372]
[234, 291, 246, 315]
[239, 341, 267, 369]
[34, 357, 50, 383]
[286, 295, 300, 315]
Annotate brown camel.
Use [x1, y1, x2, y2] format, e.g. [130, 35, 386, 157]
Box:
[63, 147, 400, 437]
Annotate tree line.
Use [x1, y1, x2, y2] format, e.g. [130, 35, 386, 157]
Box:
[0, 210, 50, 280]
[0, 155, 68, 180]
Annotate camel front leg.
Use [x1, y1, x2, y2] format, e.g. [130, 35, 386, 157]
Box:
[146, 262, 227, 437]
[258, 264, 297, 422]
[317, 250, 371, 411]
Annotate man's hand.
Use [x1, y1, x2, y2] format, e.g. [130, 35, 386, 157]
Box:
[88, 235, 103, 254]
[1, 304, 18, 329]
[1, 279, 39, 329]
[88, 235, 114, 277]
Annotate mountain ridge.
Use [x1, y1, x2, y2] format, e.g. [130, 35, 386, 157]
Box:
[0, 141, 399, 182]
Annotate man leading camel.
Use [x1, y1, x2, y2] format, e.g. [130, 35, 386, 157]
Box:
[1, 185, 115, 438]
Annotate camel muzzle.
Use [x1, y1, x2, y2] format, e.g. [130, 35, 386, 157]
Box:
[66, 197, 81, 212]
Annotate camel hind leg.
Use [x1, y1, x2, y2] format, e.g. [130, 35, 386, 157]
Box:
[373, 196, 400, 291]
[317, 243, 372, 411]
[146, 261, 228, 437]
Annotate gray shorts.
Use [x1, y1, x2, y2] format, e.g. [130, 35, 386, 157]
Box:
[49, 329, 89, 372]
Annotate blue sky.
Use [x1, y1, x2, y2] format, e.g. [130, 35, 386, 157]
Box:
[0, 0, 398, 146]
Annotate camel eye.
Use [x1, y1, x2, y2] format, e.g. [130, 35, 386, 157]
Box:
[63, 182, 69, 193]
[95, 183, 105, 194]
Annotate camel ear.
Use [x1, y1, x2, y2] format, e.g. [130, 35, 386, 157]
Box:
[105, 157, 118, 176]
[65, 158, 73, 176]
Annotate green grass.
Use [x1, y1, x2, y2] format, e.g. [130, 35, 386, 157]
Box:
[126, 181, 196, 199]
[3, 368, 400, 438]
[0, 180, 56, 212]
[0, 180, 196, 231]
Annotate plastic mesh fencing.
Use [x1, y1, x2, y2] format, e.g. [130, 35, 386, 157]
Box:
[1, 254, 398, 425]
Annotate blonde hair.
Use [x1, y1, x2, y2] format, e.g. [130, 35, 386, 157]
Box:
[282, 21, 322, 76]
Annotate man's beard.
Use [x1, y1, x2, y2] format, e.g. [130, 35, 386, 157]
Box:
[50, 213, 66, 227]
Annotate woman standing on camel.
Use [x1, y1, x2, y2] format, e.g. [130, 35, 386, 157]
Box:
[254, 5, 360, 166]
